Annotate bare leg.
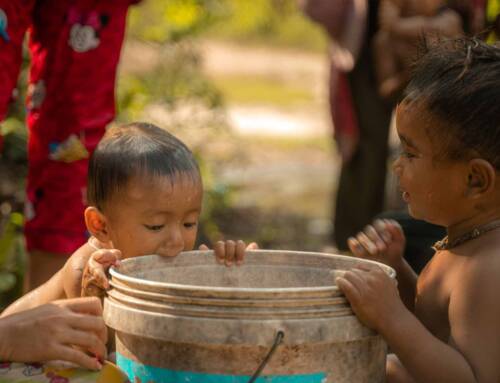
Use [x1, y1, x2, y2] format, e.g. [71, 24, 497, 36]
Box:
[387, 354, 416, 383]
[28, 250, 68, 290]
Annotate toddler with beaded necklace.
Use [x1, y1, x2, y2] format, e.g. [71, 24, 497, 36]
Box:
[336, 37, 500, 383]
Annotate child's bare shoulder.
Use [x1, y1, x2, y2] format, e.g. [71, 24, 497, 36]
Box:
[447, 239, 500, 382]
[452, 235, 500, 297]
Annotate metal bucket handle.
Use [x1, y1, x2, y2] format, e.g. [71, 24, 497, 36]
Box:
[248, 330, 285, 383]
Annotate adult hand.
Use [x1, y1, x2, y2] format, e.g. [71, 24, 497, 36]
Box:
[0, 297, 107, 370]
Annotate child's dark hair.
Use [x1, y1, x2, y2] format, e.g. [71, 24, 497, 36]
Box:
[403, 37, 500, 168]
[87, 122, 200, 209]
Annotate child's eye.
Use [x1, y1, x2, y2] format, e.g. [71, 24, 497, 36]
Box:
[399, 148, 416, 159]
[184, 222, 198, 229]
[144, 224, 164, 231]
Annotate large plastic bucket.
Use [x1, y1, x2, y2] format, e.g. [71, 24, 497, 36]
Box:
[104, 250, 395, 383]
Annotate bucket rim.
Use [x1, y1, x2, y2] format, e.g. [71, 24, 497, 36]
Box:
[109, 249, 395, 295]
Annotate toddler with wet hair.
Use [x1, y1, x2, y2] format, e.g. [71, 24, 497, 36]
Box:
[4, 122, 257, 315]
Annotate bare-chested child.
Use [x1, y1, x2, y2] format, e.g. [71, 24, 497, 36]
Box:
[373, 0, 462, 99]
[3, 122, 258, 322]
[336, 37, 500, 383]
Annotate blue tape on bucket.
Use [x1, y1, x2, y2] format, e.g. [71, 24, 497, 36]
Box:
[117, 353, 327, 383]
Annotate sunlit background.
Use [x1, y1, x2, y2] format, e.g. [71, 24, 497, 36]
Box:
[0, 0, 341, 307]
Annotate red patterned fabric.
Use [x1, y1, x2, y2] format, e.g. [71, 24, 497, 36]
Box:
[0, 0, 136, 254]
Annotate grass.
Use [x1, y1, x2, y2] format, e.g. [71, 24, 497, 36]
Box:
[212, 75, 314, 107]
[245, 135, 333, 152]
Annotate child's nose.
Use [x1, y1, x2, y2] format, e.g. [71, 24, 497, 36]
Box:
[164, 228, 184, 256]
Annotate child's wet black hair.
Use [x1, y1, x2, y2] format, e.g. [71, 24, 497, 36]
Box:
[87, 122, 200, 209]
[403, 37, 500, 168]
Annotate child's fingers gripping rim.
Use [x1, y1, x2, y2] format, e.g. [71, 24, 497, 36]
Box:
[235, 240, 246, 265]
[354, 263, 379, 273]
[89, 265, 110, 290]
[91, 249, 121, 266]
[214, 241, 225, 264]
[87, 257, 111, 289]
[246, 242, 259, 250]
[224, 240, 236, 266]
[335, 276, 362, 306]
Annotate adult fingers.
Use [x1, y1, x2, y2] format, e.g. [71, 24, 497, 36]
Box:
[57, 297, 103, 317]
[235, 240, 246, 266]
[68, 314, 107, 343]
[60, 329, 107, 360]
[55, 345, 102, 371]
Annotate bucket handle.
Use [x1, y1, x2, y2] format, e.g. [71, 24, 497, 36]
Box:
[248, 330, 285, 383]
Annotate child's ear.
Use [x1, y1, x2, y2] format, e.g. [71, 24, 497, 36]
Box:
[465, 159, 496, 198]
[84, 206, 111, 243]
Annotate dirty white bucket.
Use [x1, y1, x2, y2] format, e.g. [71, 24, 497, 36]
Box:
[104, 250, 395, 383]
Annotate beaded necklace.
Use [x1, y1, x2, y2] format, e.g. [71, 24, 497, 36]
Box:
[433, 219, 500, 251]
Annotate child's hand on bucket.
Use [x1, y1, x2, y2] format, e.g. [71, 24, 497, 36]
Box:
[81, 249, 122, 298]
[199, 240, 259, 266]
[347, 219, 406, 270]
[336, 264, 406, 333]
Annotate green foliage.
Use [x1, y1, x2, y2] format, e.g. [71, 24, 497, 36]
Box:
[128, 0, 327, 51]
[117, 43, 223, 120]
[205, 0, 328, 52]
[0, 212, 27, 310]
[0, 118, 28, 164]
[128, 0, 226, 43]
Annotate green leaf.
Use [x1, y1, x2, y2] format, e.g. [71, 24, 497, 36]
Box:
[0, 271, 16, 293]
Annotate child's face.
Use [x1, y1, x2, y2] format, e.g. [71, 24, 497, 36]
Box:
[102, 172, 203, 259]
[393, 101, 469, 226]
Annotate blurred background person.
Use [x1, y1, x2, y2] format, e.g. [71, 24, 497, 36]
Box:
[301, 0, 394, 251]
[373, 0, 463, 100]
[0, 1, 139, 289]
